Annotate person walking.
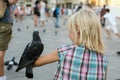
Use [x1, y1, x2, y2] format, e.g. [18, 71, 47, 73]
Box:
[100, 5, 106, 27]
[75, 2, 83, 12]
[0, 0, 18, 80]
[30, 7, 108, 80]
[54, 4, 60, 34]
[33, 0, 41, 27]
[39, 0, 46, 32]
[103, 8, 120, 39]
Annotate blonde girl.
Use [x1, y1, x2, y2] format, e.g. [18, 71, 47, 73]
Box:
[33, 7, 108, 80]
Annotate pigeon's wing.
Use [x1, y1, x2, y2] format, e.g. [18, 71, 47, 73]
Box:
[28, 42, 44, 60]
[14, 62, 19, 66]
[24, 42, 44, 78]
[16, 43, 31, 72]
[36, 42, 44, 57]
[4, 61, 9, 66]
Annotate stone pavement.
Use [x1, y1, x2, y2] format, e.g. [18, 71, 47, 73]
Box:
[4, 16, 120, 80]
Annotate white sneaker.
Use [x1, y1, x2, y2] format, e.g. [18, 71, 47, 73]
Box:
[0, 76, 7, 80]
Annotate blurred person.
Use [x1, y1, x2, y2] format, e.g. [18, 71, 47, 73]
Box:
[64, 8, 68, 17]
[34, 0, 40, 26]
[13, 5, 19, 22]
[15, 6, 21, 22]
[26, 6, 32, 16]
[75, 2, 83, 12]
[11, 4, 17, 14]
[67, 8, 73, 16]
[63, 8, 69, 25]
[53, 4, 60, 35]
[16, 6, 23, 21]
[10, 4, 17, 25]
[100, 5, 106, 27]
[19, 6, 25, 21]
[62, 8, 73, 26]
[15, 6, 25, 22]
[32, 7, 108, 80]
[0, 0, 18, 80]
[61, 7, 64, 16]
[39, 0, 46, 32]
[103, 8, 120, 39]
[45, 5, 50, 21]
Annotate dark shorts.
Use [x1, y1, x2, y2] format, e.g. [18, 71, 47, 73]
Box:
[0, 22, 12, 51]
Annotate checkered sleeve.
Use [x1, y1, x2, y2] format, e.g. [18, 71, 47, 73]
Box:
[57, 45, 69, 61]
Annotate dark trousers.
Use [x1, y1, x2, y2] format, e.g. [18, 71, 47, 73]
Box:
[101, 18, 105, 27]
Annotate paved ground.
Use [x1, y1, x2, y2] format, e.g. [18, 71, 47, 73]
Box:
[4, 16, 120, 80]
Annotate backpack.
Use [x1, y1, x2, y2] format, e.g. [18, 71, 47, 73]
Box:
[0, 0, 7, 19]
[53, 9, 57, 18]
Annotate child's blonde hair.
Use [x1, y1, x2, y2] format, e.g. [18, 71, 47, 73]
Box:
[67, 7, 105, 54]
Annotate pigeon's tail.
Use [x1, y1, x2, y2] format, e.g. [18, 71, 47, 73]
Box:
[16, 64, 25, 72]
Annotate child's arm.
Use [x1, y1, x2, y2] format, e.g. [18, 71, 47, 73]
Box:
[34, 50, 59, 67]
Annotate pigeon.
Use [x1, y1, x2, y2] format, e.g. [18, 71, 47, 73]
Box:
[16, 29, 44, 78]
[26, 26, 29, 29]
[4, 57, 18, 70]
[17, 28, 21, 32]
[117, 51, 120, 55]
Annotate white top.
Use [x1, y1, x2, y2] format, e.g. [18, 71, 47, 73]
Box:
[40, 1, 46, 13]
[103, 13, 116, 26]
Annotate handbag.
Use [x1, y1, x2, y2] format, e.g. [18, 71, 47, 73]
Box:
[0, 0, 7, 19]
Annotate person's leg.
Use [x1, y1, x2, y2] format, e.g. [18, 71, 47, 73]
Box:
[55, 18, 57, 27]
[55, 17, 59, 28]
[112, 25, 120, 38]
[115, 33, 120, 38]
[103, 18, 105, 27]
[101, 18, 105, 27]
[41, 20, 46, 32]
[0, 23, 12, 80]
[41, 21, 45, 27]
[34, 15, 38, 26]
[0, 51, 5, 76]
[106, 29, 111, 39]
[54, 17, 59, 35]
[40, 12, 46, 27]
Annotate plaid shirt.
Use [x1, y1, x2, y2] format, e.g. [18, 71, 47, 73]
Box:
[54, 44, 108, 80]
